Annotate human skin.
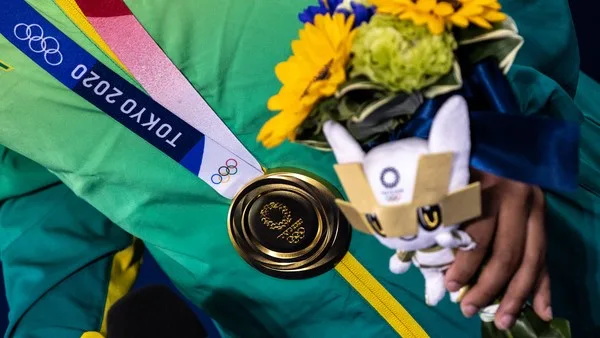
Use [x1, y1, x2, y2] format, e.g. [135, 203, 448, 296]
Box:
[446, 169, 551, 330]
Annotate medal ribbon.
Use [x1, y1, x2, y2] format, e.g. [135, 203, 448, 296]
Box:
[55, 2, 430, 337]
[4, 1, 429, 337]
[66, 0, 262, 173]
[0, 0, 263, 199]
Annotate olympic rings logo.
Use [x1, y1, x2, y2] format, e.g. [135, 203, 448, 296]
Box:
[260, 202, 306, 244]
[13, 23, 63, 66]
[380, 167, 400, 189]
[260, 202, 293, 231]
[286, 227, 305, 244]
[211, 159, 238, 184]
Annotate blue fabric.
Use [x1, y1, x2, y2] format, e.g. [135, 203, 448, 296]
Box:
[387, 59, 580, 193]
[133, 251, 221, 338]
[298, 0, 374, 27]
[0, 254, 220, 337]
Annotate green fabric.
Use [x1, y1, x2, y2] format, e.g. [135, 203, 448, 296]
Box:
[501, 0, 580, 97]
[0, 146, 58, 201]
[0, 0, 597, 337]
[544, 72, 600, 337]
[0, 183, 132, 338]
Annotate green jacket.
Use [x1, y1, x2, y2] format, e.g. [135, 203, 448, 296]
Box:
[1, 0, 599, 337]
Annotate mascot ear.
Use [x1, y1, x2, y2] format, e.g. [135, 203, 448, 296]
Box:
[429, 95, 471, 156]
[428, 95, 471, 190]
[323, 120, 365, 164]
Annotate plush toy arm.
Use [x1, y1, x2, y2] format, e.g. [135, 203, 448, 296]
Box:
[435, 229, 476, 251]
[389, 251, 414, 274]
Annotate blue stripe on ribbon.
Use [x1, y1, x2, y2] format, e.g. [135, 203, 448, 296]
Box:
[0, 3, 96, 88]
[388, 59, 580, 193]
[180, 136, 205, 174]
[71, 62, 204, 161]
[0, 0, 205, 163]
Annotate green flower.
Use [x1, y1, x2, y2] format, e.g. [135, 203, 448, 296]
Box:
[351, 14, 457, 93]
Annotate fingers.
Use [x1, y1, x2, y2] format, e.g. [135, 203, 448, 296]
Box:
[494, 187, 547, 329]
[444, 185, 498, 293]
[532, 268, 552, 321]
[444, 217, 494, 293]
[458, 184, 530, 318]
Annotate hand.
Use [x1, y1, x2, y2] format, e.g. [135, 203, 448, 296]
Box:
[444, 169, 552, 330]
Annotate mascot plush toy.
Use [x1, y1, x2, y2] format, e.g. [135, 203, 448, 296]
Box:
[324, 95, 482, 306]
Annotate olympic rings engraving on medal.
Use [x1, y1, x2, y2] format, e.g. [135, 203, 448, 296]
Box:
[211, 158, 238, 184]
[260, 202, 293, 231]
[261, 202, 306, 244]
[286, 226, 306, 244]
[13, 23, 63, 66]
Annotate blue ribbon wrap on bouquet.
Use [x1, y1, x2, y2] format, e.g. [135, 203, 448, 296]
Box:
[385, 58, 580, 193]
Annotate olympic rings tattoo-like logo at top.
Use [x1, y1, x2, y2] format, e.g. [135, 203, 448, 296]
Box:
[211, 159, 238, 184]
[13, 23, 63, 66]
[380, 167, 400, 189]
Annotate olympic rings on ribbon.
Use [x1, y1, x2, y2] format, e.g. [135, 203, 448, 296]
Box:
[13, 23, 63, 66]
[211, 159, 238, 185]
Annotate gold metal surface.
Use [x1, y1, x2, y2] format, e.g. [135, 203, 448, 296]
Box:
[228, 169, 351, 279]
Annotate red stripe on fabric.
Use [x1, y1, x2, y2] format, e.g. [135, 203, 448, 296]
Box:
[75, 0, 132, 17]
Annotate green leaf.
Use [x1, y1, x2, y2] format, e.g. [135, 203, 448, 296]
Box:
[481, 306, 571, 338]
[423, 61, 463, 98]
[294, 138, 332, 151]
[346, 92, 421, 140]
[336, 76, 386, 97]
[549, 320, 572, 337]
[294, 79, 422, 149]
[338, 91, 386, 120]
[455, 17, 524, 74]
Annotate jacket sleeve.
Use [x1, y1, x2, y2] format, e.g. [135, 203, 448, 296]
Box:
[1, 2, 598, 337]
[1, 181, 139, 338]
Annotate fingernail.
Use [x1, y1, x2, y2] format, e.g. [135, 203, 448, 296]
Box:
[462, 304, 478, 317]
[447, 280, 462, 291]
[498, 315, 515, 330]
[545, 306, 553, 320]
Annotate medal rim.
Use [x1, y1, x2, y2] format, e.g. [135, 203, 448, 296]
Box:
[228, 169, 351, 280]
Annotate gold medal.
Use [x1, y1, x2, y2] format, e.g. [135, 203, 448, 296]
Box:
[228, 170, 351, 279]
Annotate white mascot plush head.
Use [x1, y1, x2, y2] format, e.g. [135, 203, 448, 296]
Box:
[324, 95, 473, 252]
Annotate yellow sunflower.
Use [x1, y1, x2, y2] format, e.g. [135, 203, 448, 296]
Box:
[258, 13, 356, 148]
[369, 0, 507, 35]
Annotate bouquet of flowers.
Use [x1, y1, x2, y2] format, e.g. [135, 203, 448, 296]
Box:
[257, 1, 573, 337]
[257, 0, 523, 150]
